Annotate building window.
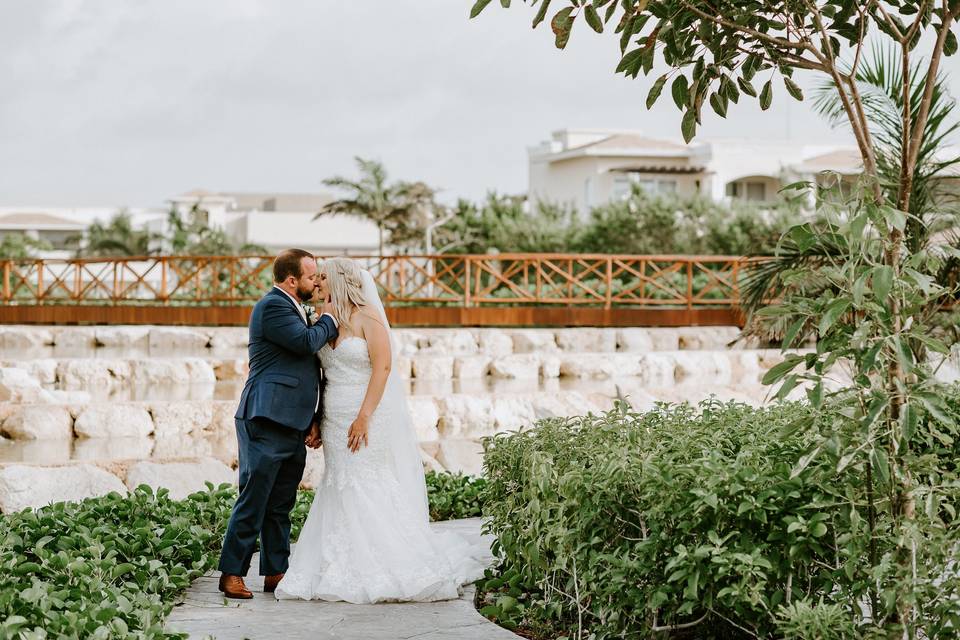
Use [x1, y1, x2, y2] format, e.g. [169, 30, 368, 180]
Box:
[726, 180, 768, 202]
[614, 173, 680, 199]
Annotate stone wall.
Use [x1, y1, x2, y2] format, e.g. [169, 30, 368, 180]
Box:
[0, 324, 817, 512]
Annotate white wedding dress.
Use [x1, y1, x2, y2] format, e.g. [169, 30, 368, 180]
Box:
[275, 272, 487, 604]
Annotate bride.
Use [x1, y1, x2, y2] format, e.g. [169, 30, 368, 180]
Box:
[275, 257, 487, 603]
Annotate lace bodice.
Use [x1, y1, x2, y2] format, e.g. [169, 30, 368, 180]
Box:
[318, 337, 372, 386]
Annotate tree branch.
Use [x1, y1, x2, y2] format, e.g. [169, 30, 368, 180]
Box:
[680, 0, 810, 52]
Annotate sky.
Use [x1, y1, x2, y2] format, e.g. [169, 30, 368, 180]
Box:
[2, 0, 960, 208]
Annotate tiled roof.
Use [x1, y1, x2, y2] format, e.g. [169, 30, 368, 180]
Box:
[0, 212, 85, 227]
[574, 134, 690, 154]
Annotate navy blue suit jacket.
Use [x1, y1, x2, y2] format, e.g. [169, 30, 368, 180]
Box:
[234, 287, 339, 431]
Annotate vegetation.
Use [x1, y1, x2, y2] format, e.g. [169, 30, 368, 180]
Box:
[316, 157, 438, 254]
[436, 189, 802, 257]
[0, 233, 52, 260]
[69, 211, 159, 258]
[478, 399, 960, 638]
[0, 471, 484, 638]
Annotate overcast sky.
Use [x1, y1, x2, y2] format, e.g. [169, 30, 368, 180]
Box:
[2, 1, 960, 208]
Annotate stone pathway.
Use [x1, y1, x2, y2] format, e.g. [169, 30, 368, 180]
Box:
[165, 518, 521, 640]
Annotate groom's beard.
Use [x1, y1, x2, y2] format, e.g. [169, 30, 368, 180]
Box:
[296, 284, 316, 302]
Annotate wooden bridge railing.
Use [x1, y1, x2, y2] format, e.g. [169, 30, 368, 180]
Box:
[0, 254, 763, 308]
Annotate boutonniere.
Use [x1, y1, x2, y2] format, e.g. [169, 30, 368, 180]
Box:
[303, 305, 320, 325]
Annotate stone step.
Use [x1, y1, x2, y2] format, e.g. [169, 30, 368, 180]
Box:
[0, 325, 763, 359]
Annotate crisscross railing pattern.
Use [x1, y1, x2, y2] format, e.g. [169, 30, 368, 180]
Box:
[0, 254, 762, 309]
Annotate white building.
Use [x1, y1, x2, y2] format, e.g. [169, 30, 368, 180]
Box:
[528, 129, 864, 214]
[0, 190, 380, 258]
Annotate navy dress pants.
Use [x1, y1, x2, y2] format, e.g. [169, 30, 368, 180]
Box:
[218, 417, 307, 577]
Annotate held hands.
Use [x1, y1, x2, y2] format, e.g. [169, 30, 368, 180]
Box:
[347, 414, 369, 453]
[304, 421, 322, 449]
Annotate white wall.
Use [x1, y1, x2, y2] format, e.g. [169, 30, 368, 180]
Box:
[244, 212, 380, 254]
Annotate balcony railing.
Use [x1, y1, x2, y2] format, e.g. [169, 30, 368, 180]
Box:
[0, 254, 764, 309]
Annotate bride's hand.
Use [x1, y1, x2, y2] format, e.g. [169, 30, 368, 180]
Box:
[347, 415, 369, 453]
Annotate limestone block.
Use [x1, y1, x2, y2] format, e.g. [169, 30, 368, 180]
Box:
[131, 358, 216, 386]
[637, 353, 678, 387]
[0, 438, 73, 465]
[394, 330, 427, 356]
[212, 358, 248, 382]
[673, 352, 733, 385]
[419, 447, 446, 474]
[125, 458, 235, 500]
[56, 359, 132, 391]
[148, 328, 210, 352]
[490, 355, 541, 380]
[454, 356, 491, 380]
[408, 397, 441, 441]
[418, 330, 479, 356]
[208, 432, 239, 467]
[509, 330, 558, 354]
[94, 326, 151, 349]
[0, 327, 54, 350]
[411, 356, 454, 381]
[393, 354, 412, 379]
[436, 395, 495, 439]
[74, 405, 154, 439]
[617, 328, 655, 353]
[733, 351, 764, 385]
[491, 396, 537, 432]
[208, 328, 249, 351]
[645, 328, 680, 351]
[540, 355, 561, 379]
[559, 354, 644, 380]
[150, 402, 213, 436]
[0, 368, 48, 403]
[530, 392, 598, 420]
[0, 464, 127, 513]
[555, 328, 617, 352]
[476, 330, 514, 357]
[43, 390, 91, 405]
[208, 401, 237, 436]
[1, 405, 74, 440]
[436, 439, 485, 476]
[677, 326, 741, 350]
[73, 437, 154, 462]
[21, 359, 57, 385]
[52, 327, 98, 350]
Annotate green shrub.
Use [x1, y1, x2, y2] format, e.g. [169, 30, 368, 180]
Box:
[479, 399, 960, 639]
[425, 471, 486, 521]
[0, 471, 483, 638]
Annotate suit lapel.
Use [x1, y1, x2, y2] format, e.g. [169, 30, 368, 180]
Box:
[270, 287, 308, 326]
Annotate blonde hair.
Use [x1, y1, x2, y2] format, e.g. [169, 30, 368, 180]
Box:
[321, 258, 368, 331]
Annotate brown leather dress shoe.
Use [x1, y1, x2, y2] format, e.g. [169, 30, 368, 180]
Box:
[263, 573, 285, 593]
[218, 574, 253, 599]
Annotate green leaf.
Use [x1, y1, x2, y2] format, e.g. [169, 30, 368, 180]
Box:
[470, 0, 494, 19]
[872, 265, 893, 303]
[917, 392, 955, 427]
[810, 522, 828, 537]
[532, 0, 553, 27]
[646, 74, 667, 109]
[500, 0, 511, 6]
[783, 76, 804, 101]
[671, 75, 689, 109]
[584, 4, 603, 32]
[737, 76, 757, 97]
[762, 355, 803, 385]
[709, 91, 727, 117]
[946, 29, 958, 56]
[681, 108, 697, 143]
[806, 381, 823, 409]
[901, 401, 918, 442]
[818, 298, 851, 335]
[782, 317, 806, 350]
[870, 448, 890, 485]
[894, 337, 914, 373]
[551, 6, 575, 48]
[759, 80, 773, 110]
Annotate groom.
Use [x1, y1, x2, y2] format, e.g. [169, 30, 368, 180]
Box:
[218, 248, 339, 599]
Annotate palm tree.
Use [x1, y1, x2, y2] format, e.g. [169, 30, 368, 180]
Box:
[0, 233, 52, 259]
[315, 158, 435, 255]
[71, 211, 160, 257]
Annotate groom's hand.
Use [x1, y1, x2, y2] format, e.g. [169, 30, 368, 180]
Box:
[305, 421, 322, 449]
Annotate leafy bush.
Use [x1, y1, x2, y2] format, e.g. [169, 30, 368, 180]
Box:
[0, 485, 233, 639]
[0, 471, 483, 638]
[425, 471, 486, 521]
[479, 399, 960, 639]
